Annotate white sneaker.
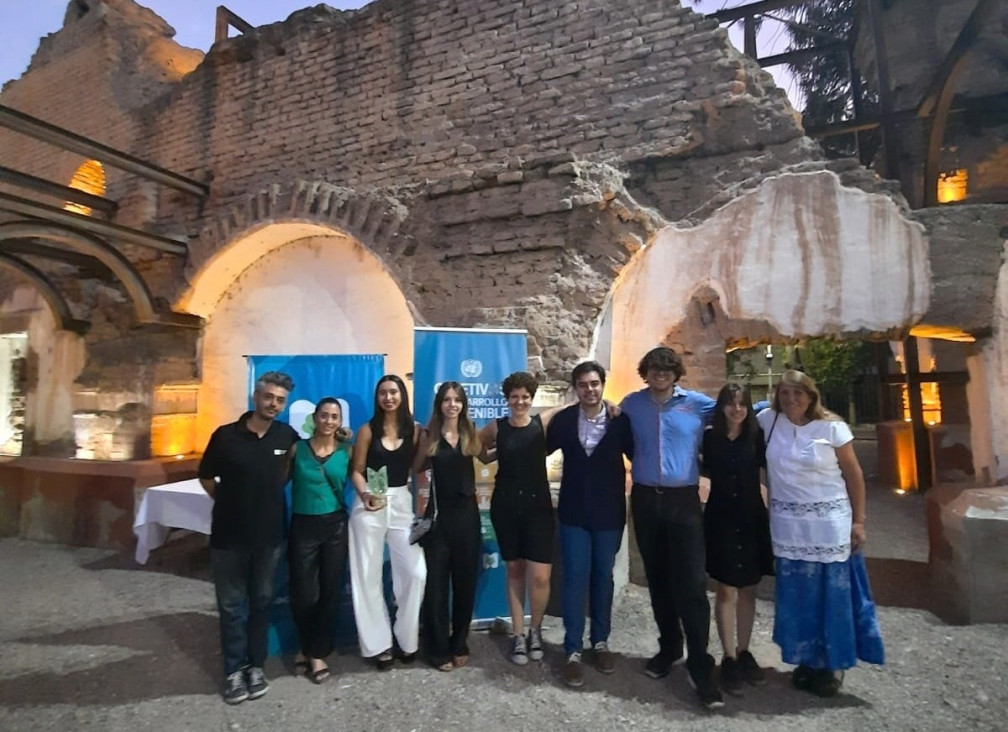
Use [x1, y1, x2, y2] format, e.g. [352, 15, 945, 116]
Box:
[510, 634, 529, 666]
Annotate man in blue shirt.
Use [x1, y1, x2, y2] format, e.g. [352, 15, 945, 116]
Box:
[620, 347, 723, 710]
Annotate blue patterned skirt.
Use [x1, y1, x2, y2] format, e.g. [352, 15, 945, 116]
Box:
[773, 553, 885, 670]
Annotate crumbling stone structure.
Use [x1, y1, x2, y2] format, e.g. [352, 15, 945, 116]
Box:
[0, 0, 1001, 584]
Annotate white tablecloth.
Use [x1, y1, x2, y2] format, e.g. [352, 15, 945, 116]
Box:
[133, 479, 213, 564]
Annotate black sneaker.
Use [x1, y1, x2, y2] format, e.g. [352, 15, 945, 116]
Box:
[244, 666, 269, 700]
[737, 650, 766, 686]
[527, 627, 544, 661]
[687, 654, 725, 710]
[645, 649, 685, 679]
[719, 656, 744, 695]
[222, 670, 248, 705]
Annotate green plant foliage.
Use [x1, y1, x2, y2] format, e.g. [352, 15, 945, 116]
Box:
[799, 337, 869, 389]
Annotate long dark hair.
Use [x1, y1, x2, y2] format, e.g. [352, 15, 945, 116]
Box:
[711, 383, 759, 439]
[369, 375, 413, 440]
[426, 381, 481, 457]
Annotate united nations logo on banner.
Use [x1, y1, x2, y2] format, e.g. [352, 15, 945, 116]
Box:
[460, 359, 483, 378]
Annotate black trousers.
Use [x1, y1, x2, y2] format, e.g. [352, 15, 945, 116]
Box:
[422, 495, 481, 665]
[288, 510, 349, 659]
[630, 484, 710, 669]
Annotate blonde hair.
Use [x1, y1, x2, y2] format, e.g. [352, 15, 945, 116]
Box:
[772, 369, 835, 421]
[426, 382, 482, 457]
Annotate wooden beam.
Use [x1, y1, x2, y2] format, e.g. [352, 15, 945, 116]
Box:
[0, 192, 187, 254]
[866, 0, 901, 182]
[758, 41, 848, 69]
[706, 0, 807, 24]
[215, 5, 256, 43]
[0, 165, 117, 216]
[903, 337, 933, 490]
[921, 0, 998, 207]
[0, 104, 208, 198]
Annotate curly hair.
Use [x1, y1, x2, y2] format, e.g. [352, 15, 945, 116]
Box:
[501, 371, 538, 398]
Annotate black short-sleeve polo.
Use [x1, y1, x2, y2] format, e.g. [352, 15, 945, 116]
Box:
[198, 412, 298, 549]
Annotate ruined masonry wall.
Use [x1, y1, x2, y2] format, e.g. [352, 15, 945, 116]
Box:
[144, 0, 806, 226]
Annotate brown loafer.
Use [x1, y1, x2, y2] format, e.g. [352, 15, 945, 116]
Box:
[593, 642, 616, 674]
[564, 653, 584, 688]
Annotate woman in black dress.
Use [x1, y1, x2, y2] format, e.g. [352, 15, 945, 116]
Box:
[702, 383, 773, 695]
[413, 381, 483, 671]
[478, 371, 556, 666]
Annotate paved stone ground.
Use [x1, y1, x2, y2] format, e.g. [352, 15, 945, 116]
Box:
[2, 440, 1006, 731]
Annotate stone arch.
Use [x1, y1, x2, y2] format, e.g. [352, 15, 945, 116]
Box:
[0, 221, 199, 328]
[0, 253, 88, 334]
[184, 179, 413, 298]
[180, 217, 417, 446]
[598, 170, 931, 400]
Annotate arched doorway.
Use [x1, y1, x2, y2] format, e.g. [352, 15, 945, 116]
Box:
[177, 222, 415, 446]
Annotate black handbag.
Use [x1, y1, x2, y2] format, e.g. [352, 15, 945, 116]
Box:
[409, 470, 438, 546]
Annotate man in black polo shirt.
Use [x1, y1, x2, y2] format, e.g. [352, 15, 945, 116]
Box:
[199, 371, 298, 704]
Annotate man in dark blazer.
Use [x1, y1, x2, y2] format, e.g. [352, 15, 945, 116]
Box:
[546, 360, 634, 688]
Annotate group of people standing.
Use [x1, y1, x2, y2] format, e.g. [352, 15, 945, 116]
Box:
[197, 345, 884, 711]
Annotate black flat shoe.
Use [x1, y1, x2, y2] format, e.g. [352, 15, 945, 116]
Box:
[792, 665, 815, 692]
[813, 669, 844, 698]
[398, 651, 417, 665]
[375, 651, 394, 671]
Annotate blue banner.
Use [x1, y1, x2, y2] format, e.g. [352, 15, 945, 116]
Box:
[247, 353, 384, 654]
[413, 327, 527, 625]
[413, 327, 527, 428]
[246, 354, 384, 435]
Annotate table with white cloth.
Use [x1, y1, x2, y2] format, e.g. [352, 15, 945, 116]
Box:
[133, 478, 213, 564]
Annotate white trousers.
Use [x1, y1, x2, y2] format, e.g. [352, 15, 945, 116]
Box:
[348, 484, 427, 657]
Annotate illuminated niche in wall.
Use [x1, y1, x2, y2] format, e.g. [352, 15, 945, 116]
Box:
[64, 159, 106, 216]
[937, 169, 968, 204]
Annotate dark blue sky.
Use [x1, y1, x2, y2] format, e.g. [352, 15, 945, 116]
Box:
[0, 1, 798, 103]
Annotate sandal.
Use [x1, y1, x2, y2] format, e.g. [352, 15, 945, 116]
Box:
[452, 655, 469, 668]
[309, 665, 331, 684]
[437, 661, 454, 672]
[376, 651, 394, 671]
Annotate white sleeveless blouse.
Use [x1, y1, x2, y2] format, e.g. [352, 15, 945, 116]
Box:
[756, 409, 854, 563]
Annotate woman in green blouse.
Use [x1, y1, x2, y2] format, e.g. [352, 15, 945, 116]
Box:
[287, 397, 352, 684]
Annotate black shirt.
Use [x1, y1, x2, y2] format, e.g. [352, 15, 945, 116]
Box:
[365, 425, 416, 487]
[198, 412, 298, 549]
[494, 414, 549, 503]
[431, 435, 476, 498]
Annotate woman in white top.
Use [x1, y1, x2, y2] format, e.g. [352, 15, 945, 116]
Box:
[757, 370, 884, 698]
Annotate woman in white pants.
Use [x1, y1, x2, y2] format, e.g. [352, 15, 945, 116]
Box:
[349, 375, 427, 670]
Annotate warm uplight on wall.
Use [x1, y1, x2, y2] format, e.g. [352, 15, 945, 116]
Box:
[937, 169, 968, 204]
[64, 159, 106, 215]
[151, 384, 199, 457]
[151, 414, 197, 457]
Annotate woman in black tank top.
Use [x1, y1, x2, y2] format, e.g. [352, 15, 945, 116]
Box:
[348, 375, 427, 670]
[478, 371, 557, 666]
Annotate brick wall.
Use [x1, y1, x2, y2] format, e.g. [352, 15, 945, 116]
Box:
[141, 0, 805, 223]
